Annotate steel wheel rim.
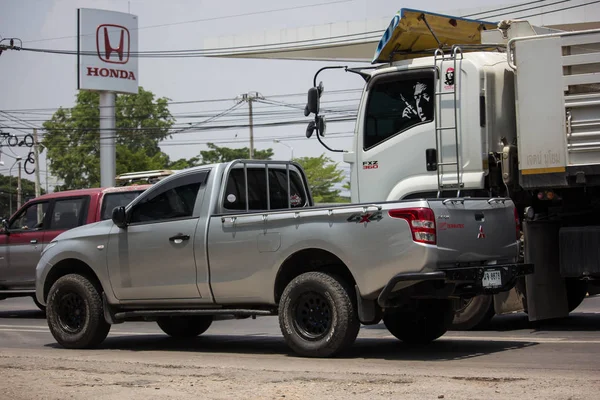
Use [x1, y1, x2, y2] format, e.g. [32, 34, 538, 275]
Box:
[57, 292, 86, 334]
[292, 291, 332, 341]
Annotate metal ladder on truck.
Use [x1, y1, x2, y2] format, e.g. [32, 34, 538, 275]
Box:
[433, 46, 463, 198]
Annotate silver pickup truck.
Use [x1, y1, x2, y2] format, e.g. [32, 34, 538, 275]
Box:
[35, 160, 533, 357]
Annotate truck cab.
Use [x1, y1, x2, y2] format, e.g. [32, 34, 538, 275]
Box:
[304, 8, 600, 327]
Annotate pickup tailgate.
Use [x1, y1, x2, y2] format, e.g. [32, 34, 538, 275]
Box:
[427, 198, 519, 265]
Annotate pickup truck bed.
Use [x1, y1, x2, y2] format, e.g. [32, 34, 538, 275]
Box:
[35, 160, 533, 357]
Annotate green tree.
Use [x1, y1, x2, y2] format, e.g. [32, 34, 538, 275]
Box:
[42, 87, 177, 190]
[295, 154, 346, 203]
[0, 174, 44, 219]
[198, 143, 273, 164]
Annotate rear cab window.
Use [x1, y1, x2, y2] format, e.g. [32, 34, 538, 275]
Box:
[223, 167, 308, 211]
[49, 197, 88, 231]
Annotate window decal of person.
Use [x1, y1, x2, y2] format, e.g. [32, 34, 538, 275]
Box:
[402, 81, 433, 122]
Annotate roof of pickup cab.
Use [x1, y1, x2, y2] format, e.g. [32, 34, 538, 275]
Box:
[32, 184, 152, 201]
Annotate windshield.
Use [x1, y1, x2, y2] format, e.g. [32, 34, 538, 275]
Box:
[100, 191, 145, 220]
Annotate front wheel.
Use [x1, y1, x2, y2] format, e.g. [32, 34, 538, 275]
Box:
[46, 274, 111, 349]
[157, 316, 213, 338]
[384, 299, 454, 344]
[278, 271, 360, 358]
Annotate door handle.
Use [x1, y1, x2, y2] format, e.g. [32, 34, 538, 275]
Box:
[30, 239, 38, 244]
[169, 234, 190, 244]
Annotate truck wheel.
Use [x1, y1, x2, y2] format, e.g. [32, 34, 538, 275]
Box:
[383, 299, 454, 344]
[278, 271, 360, 358]
[566, 278, 588, 312]
[31, 295, 46, 313]
[156, 316, 213, 338]
[46, 274, 111, 349]
[450, 295, 495, 330]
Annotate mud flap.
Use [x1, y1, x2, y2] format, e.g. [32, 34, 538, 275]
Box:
[523, 220, 569, 321]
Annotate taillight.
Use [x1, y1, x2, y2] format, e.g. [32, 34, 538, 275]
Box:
[514, 207, 521, 240]
[388, 207, 436, 245]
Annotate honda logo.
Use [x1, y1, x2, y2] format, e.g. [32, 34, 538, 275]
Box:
[96, 24, 130, 64]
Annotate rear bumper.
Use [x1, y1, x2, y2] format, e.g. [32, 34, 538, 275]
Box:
[377, 263, 534, 307]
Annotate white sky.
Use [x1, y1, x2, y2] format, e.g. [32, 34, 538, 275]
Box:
[1, 0, 598, 192]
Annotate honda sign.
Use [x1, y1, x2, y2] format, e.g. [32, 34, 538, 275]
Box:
[78, 8, 138, 94]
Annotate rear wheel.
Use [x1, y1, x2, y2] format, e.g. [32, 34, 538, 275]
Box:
[156, 316, 213, 338]
[384, 299, 454, 344]
[46, 274, 111, 349]
[450, 295, 495, 330]
[278, 271, 360, 358]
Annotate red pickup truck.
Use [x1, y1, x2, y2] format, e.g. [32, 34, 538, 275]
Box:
[0, 185, 150, 310]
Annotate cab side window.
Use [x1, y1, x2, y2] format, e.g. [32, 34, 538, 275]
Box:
[9, 202, 49, 231]
[129, 172, 208, 224]
[364, 70, 434, 150]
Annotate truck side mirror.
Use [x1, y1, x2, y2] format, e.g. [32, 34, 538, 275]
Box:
[111, 206, 128, 229]
[306, 87, 320, 115]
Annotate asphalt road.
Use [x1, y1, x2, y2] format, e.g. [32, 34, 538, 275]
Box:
[1, 296, 599, 399]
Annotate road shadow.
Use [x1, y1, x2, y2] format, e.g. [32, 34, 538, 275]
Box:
[43, 332, 537, 362]
[361, 311, 600, 332]
[0, 309, 46, 319]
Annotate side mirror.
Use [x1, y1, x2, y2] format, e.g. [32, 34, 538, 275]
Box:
[426, 148, 438, 171]
[111, 206, 128, 229]
[306, 87, 320, 115]
[0, 219, 9, 234]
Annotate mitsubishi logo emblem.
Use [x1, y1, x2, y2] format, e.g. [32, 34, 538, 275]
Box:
[96, 24, 130, 64]
[477, 225, 486, 239]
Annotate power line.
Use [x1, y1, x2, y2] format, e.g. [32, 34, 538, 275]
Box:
[514, 0, 600, 18]
[461, 0, 548, 18]
[22, 0, 355, 44]
[0, 89, 363, 113]
[477, 0, 572, 20]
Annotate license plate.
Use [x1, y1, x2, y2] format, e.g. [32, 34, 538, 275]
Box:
[482, 270, 502, 288]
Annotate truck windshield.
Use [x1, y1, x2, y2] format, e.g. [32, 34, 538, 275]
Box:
[100, 191, 145, 220]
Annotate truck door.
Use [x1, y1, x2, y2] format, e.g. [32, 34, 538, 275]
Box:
[356, 68, 437, 202]
[106, 170, 210, 300]
[2, 200, 50, 286]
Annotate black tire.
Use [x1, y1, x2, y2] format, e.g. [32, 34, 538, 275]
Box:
[278, 271, 360, 358]
[31, 295, 46, 313]
[383, 299, 454, 344]
[156, 316, 213, 338]
[46, 274, 111, 349]
[450, 295, 495, 330]
[566, 278, 588, 312]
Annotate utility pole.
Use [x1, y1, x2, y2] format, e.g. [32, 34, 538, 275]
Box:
[33, 128, 41, 198]
[17, 158, 22, 209]
[236, 92, 263, 159]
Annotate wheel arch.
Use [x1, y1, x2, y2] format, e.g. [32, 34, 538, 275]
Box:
[273, 248, 356, 304]
[43, 258, 104, 302]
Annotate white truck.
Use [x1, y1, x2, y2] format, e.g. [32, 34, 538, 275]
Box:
[304, 8, 600, 328]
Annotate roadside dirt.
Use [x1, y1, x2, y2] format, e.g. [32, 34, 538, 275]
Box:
[0, 351, 596, 400]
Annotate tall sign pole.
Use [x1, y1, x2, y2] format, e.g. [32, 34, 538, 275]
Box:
[77, 8, 138, 187]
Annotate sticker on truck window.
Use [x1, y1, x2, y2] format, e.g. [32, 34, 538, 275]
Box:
[290, 194, 302, 207]
[347, 211, 383, 224]
[444, 67, 455, 90]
